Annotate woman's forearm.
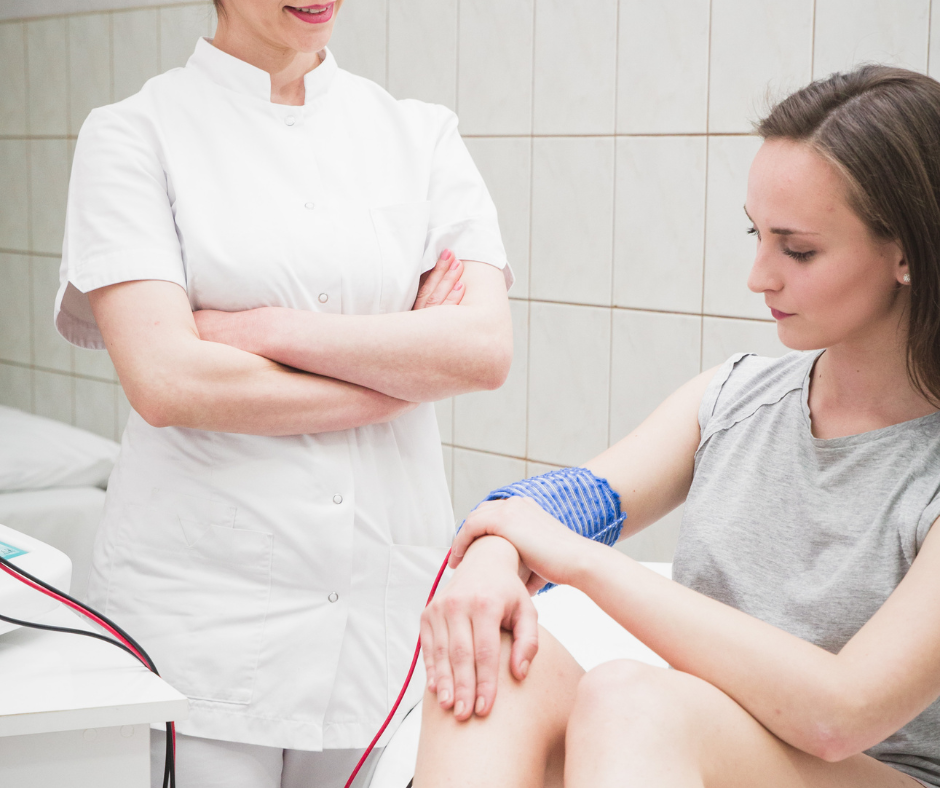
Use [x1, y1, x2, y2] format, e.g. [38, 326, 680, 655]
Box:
[573, 545, 903, 761]
[260, 304, 510, 401]
[197, 261, 513, 402]
[91, 279, 414, 436]
[139, 334, 415, 435]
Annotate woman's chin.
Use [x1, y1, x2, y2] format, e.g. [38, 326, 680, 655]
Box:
[776, 322, 825, 352]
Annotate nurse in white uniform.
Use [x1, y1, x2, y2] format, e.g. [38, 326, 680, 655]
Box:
[53, 1, 513, 786]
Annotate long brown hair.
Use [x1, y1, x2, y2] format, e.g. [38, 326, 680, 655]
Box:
[756, 65, 940, 405]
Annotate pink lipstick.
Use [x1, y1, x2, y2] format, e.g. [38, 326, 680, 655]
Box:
[285, 3, 334, 24]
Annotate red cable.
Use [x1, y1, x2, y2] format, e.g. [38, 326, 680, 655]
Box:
[1, 558, 177, 785]
[4, 547, 445, 787]
[0, 561, 148, 665]
[343, 548, 452, 788]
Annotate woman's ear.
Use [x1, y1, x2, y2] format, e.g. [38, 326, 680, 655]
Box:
[897, 256, 911, 286]
[886, 239, 909, 285]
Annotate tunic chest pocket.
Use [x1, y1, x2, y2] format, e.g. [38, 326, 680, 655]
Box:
[105, 490, 273, 706]
[369, 201, 431, 314]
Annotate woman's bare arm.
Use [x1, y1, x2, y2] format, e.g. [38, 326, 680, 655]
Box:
[192, 260, 513, 402]
[89, 279, 416, 435]
[453, 488, 940, 763]
[571, 521, 940, 762]
[420, 368, 718, 721]
[586, 365, 717, 536]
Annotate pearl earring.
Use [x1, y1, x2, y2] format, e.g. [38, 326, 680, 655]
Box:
[903, 273, 911, 284]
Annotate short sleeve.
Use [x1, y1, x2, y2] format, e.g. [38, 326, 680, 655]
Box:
[914, 490, 940, 556]
[419, 106, 512, 290]
[697, 353, 749, 439]
[55, 106, 186, 349]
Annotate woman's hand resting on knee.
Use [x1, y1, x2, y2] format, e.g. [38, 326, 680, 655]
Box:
[419, 534, 539, 722]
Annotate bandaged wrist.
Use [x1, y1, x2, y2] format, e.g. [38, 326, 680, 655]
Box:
[482, 466, 627, 546]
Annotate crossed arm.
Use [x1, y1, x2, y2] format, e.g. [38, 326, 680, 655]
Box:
[89, 255, 512, 435]
[424, 369, 940, 762]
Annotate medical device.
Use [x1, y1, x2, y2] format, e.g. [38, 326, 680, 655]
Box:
[0, 524, 72, 636]
[0, 519, 451, 788]
[0, 523, 177, 788]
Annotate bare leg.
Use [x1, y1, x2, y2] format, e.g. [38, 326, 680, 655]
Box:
[565, 660, 924, 788]
[413, 625, 583, 788]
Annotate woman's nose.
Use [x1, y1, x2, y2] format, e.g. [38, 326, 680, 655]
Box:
[746, 246, 782, 295]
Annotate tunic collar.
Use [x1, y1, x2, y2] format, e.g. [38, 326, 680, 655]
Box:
[186, 37, 337, 105]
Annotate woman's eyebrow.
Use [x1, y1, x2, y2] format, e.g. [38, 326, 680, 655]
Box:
[743, 205, 821, 236]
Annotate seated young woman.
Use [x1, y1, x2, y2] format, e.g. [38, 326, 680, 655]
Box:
[414, 65, 940, 788]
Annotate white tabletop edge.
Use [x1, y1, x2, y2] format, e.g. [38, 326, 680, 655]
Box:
[0, 697, 189, 738]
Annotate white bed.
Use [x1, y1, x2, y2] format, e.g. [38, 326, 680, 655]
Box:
[0, 405, 119, 602]
[0, 486, 106, 601]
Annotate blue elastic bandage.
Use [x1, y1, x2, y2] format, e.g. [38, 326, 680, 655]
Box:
[479, 467, 627, 590]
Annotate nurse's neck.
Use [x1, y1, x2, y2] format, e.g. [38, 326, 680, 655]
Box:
[211, 18, 320, 106]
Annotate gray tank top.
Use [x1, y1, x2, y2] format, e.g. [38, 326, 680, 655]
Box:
[673, 351, 940, 786]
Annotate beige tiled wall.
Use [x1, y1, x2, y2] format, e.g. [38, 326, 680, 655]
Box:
[1, 0, 937, 560]
[0, 2, 216, 441]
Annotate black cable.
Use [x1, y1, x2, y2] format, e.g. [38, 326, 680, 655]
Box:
[0, 611, 137, 657]
[0, 554, 157, 672]
[0, 555, 175, 787]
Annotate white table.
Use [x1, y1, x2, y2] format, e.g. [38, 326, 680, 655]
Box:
[0, 607, 189, 787]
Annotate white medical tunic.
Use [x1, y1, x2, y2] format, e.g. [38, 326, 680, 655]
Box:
[54, 38, 510, 751]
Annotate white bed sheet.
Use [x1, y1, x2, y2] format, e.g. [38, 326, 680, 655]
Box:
[0, 486, 106, 602]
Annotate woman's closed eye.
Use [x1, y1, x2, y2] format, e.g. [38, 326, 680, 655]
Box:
[747, 226, 815, 262]
[782, 247, 815, 262]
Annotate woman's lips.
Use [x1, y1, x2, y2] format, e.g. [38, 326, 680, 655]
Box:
[770, 307, 794, 320]
[285, 3, 334, 24]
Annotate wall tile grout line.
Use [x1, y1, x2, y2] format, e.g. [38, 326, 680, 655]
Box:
[606, 0, 621, 448]
[0, 359, 118, 386]
[23, 19, 36, 414]
[926, 0, 933, 76]
[460, 131, 756, 139]
[810, 0, 817, 79]
[523, 0, 537, 463]
[0, 1, 206, 26]
[0, 248, 61, 258]
[699, 0, 715, 372]
[0, 135, 78, 140]
[442, 442, 560, 468]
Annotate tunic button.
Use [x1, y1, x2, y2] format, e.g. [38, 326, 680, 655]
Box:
[285, 115, 296, 126]
[304, 202, 315, 209]
[328, 592, 339, 603]
[319, 293, 329, 304]
[332, 494, 343, 504]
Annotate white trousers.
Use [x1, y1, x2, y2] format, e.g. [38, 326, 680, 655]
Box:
[151, 730, 383, 788]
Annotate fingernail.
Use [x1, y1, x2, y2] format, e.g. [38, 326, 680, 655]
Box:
[442, 248, 452, 259]
[449, 259, 460, 270]
[439, 689, 450, 704]
[475, 696, 485, 714]
[428, 679, 436, 691]
[520, 660, 529, 678]
[454, 282, 462, 290]
[454, 700, 465, 716]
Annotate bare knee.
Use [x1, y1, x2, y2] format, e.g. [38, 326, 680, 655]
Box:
[421, 626, 582, 730]
[415, 627, 582, 788]
[570, 660, 697, 741]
